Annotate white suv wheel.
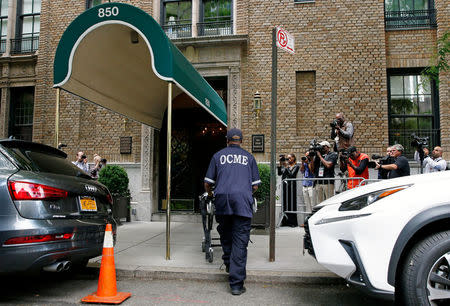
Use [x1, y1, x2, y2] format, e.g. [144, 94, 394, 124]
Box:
[400, 230, 450, 306]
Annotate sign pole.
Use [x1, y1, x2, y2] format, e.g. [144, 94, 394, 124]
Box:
[269, 27, 277, 262]
[166, 82, 172, 260]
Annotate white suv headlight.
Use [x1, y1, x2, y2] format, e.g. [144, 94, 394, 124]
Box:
[339, 185, 412, 211]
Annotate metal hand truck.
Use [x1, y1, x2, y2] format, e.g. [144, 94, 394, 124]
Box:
[199, 192, 221, 263]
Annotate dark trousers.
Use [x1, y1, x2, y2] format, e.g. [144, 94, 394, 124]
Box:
[215, 214, 252, 289]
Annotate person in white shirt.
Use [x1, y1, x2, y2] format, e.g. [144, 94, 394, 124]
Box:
[414, 146, 447, 173]
[72, 151, 89, 173]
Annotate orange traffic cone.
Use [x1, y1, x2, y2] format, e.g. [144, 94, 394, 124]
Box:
[81, 224, 131, 304]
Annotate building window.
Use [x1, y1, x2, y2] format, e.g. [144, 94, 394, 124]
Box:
[388, 70, 440, 158]
[198, 0, 232, 36]
[296, 71, 316, 137]
[385, 0, 436, 30]
[162, 0, 192, 39]
[0, 0, 7, 54]
[86, 0, 105, 9]
[9, 87, 34, 141]
[12, 0, 40, 54]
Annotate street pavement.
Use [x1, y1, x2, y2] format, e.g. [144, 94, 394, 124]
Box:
[89, 221, 338, 285]
[0, 274, 394, 305]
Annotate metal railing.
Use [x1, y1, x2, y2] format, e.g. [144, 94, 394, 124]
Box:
[10, 36, 39, 54]
[385, 9, 437, 29]
[162, 23, 192, 39]
[278, 176, 381, 227]
[197, 20, 232, 37]
[389, 128, 440, 159]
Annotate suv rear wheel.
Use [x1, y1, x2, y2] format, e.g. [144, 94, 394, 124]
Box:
[400, 230, 450, 306]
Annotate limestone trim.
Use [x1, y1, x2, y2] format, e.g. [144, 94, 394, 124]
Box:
[141, 124, 154, 192]
[228, 66, 241, 129]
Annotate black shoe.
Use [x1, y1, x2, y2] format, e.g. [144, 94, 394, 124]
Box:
[231, 286, 246, 296]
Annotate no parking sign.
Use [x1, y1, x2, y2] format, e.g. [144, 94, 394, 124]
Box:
[276, 27, 295, 54]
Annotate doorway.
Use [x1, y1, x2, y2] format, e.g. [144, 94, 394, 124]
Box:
[158, 76, 227, 212]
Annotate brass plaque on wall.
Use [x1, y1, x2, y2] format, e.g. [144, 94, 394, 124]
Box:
[120, 136, 132, 154]
[252, 134, 264, 153]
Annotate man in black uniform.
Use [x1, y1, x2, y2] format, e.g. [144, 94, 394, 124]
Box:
[204, 128, 261, 295]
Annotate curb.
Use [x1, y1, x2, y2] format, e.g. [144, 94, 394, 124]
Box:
[89, 263, 341, 285]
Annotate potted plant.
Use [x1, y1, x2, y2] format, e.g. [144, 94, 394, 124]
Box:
[252, 163, 270, 228]
[98, 165, 131, 223]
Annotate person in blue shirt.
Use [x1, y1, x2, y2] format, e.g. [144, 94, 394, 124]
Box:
[300, 151, 315, 212]
[204, 128, 261, 296]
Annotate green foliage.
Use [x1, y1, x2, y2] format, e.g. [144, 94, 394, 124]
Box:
[98, 165, 129, 197]
[422, 31, 450, 85]
[253, 163, 270, 202]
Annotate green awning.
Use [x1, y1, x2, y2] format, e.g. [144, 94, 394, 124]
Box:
[53, 2, 227, 128]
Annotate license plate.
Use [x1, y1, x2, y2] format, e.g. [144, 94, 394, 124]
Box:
[80, 197, 97, 212]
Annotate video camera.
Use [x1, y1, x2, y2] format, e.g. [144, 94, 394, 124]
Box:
[410, 133, 429, 149]
[411, 133, 429, 162]
[308, 139, 323, 157]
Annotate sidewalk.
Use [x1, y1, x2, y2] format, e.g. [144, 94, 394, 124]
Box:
[89, 221, 340, 285]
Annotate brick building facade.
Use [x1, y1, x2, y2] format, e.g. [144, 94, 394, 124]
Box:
[0, 0, 447, 220]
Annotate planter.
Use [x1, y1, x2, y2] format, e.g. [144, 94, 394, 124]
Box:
[113, 196, 130, 222]
[251, 198, 270, 228]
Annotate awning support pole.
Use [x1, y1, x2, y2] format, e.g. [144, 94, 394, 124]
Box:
[55, 88, 60, 148]
[166, 82, 173, 260]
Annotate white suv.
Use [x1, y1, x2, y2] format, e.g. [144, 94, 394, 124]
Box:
[303, 171, 450, 305]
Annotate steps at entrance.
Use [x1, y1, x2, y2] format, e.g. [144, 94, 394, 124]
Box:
[151, 212, 202, 223]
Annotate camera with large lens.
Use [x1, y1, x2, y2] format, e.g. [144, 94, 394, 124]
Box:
[368, 153, 395, 179]
[308, 140, 323, 157]
[369, 154, 395, 167]
[330, 119, 339, 129]
[279, 154, 286, 162]
[339, 149, 351, 162]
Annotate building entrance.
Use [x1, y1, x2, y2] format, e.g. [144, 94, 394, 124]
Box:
[158, 77, 227, 212]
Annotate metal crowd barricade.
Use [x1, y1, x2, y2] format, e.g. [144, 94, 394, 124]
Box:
[278, 176, 381, 227]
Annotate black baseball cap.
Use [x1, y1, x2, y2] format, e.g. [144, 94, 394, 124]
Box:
[347, 146, 357, 154]
[226, 128, 243, 141]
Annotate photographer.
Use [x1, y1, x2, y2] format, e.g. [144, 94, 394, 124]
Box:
[330, 112, 354, 151]
[90, 154, 104, 179]
[277, 154, 300, 227]
[312, 141, 338, 203]
[73, 151, 89, 172]
[372, 147, 394, 179]
[375, 144, 410, 179]
[414, 146, 447, 173]
[300, 152, 315, 212]
[339, 146, 369, 189]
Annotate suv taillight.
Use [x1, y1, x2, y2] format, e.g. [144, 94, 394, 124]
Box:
[8, 181, 68, 200]
[4, 233, 74, 245]
[106, 193, 113, 205]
